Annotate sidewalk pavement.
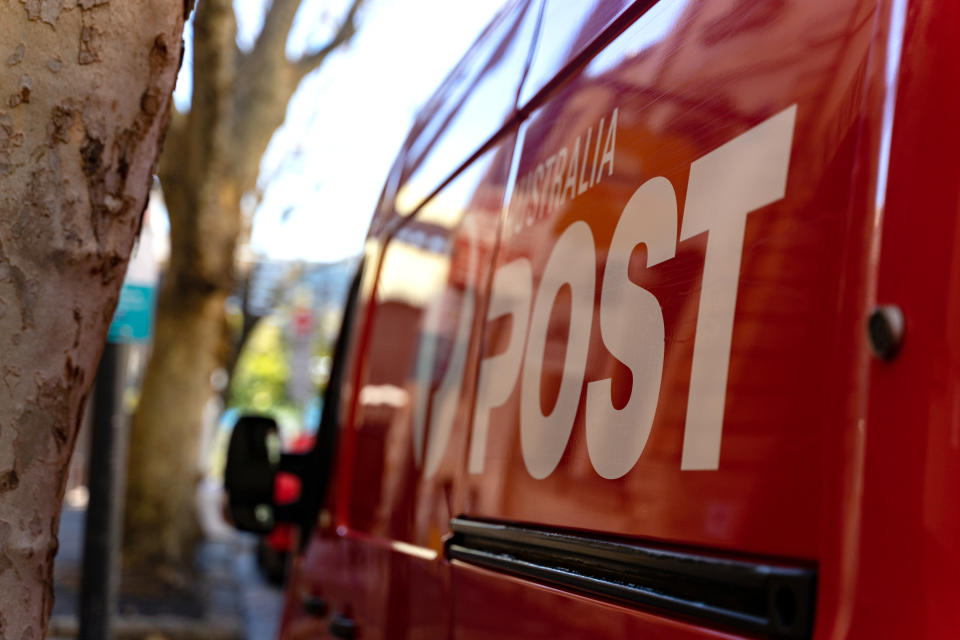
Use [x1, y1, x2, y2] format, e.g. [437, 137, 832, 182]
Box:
[49, 505, 285, 640]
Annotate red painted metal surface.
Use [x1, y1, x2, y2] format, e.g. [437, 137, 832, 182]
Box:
[451, 561, 740, 640]
[277, 0, 960, 638]
[842, 1, 960, 637]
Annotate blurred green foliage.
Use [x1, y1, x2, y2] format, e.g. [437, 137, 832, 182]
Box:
[228, 318, 293, 414]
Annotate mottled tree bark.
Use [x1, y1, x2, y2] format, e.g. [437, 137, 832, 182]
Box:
[123, 0, 365, 571]
[0, 1, 185, 636]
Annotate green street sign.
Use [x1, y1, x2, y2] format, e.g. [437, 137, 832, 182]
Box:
[107, 283, 156, 343]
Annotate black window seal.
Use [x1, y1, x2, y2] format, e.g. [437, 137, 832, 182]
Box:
[447, 517, 816, 639]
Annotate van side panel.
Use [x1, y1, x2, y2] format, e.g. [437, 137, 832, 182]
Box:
[455, 0, 888, 636]
[464, 0, 879, 556]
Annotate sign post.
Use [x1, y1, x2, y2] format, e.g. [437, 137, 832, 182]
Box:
[79, 226, 158, 640]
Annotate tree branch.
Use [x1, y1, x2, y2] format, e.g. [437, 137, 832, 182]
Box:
[189, 0, 238, 171]
[247, 0, 302, 67]
[295, 0, 366, 79]
[229, 0, 367, 198]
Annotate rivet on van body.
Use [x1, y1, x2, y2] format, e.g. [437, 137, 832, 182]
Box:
[868, 305, 904, 361]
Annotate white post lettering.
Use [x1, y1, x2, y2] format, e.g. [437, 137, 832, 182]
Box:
[679, 105, 796, 470]
[585, 177, 677, 479]
[467, 259, 533, 474]
[520, 222, 596, 479]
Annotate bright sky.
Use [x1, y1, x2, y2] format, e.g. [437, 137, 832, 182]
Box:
[171, 0, 506, 264]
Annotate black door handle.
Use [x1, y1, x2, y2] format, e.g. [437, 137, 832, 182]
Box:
[329, 611, 356, 639]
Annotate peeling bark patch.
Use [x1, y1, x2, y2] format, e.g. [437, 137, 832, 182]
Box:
[78, 0, 109, 8]
[6, 44, 25, 67]
[0, 247, 36, 330]
[0, 112, 25, 176]
[149, 35, 170, 74]
[80, 134, 103, 177]
[17, 378, 73, 462]
[78, 23, 101, 65]
[140, 88, 161, 117]
[3, 366, 22, 394]
[29, 515, 43, 539]
[8, 76, 31, 108]
[47, 104, 76, 145]
[19, 0, 63, 25]
[0, 470, 19, 493]
[46, 57, 62, 73]
[19, 0, 42, 21]
[40, 0, 63, 25]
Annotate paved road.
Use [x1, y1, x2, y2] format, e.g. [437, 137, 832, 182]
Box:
[234, 545, 285, 640]
[197, 477, 287, 639]
[53, 504, 286, 640]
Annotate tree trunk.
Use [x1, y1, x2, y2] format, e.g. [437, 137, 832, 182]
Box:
[123, 283, 227, 568]
[123, 0, 366, 575]
[122, 0, 241, 573]
[0, 2, 185, 636]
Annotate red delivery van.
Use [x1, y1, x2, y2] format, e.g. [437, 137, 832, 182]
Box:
[223, 0, 960, 637]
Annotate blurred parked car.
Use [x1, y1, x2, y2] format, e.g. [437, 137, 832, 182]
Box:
[257, 432, 315, 584]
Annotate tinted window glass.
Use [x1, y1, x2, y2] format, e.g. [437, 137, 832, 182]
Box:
[391, 0, 539, 217]
[518, 0, 632, 106]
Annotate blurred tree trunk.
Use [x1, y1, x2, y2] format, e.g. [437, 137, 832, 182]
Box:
[123, 0, 365, 573]
[0, 2, 185, 636]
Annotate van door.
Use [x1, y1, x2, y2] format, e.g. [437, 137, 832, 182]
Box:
[452, 0, 887, 637]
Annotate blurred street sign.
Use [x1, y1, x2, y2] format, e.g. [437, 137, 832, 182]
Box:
[289, 306, 315, 405]
[108, 221, 159, 344]
[292, 307, 314, 336]
[107, 283, 155, 343]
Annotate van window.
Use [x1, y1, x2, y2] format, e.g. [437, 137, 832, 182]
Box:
[391, 0, 539, 218]
[518, 0, 632, 106]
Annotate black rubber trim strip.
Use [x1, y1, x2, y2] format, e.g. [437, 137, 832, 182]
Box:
[447, 518, 816, 639]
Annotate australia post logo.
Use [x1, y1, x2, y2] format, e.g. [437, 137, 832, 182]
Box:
[413, 105, 798, 481]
